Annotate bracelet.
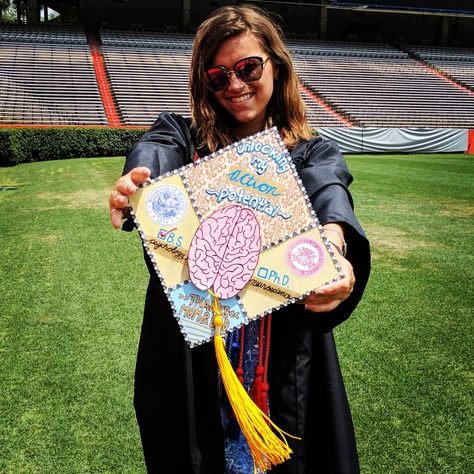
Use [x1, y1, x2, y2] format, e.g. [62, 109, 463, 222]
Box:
[324, 228, 347, 256]
[324, 226, 344, 242]
[327, 240, 344, 256]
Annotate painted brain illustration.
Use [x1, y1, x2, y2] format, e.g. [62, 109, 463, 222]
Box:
[188, 205, 261, 299]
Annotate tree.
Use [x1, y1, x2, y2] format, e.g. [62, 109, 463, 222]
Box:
[0, 0, 28, 23]
[0, 0, 16, 23]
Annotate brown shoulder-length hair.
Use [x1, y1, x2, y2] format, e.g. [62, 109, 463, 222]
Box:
[190, 5, 313, 153]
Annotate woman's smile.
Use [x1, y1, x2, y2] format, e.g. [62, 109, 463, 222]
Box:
[227, 92, 254, 104]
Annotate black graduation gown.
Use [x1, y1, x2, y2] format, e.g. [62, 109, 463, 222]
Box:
[123, 113, 371, 474]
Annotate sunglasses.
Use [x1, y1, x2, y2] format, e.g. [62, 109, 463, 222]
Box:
[205, 56, 270, 92]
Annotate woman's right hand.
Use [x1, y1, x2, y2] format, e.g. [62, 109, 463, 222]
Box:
[109, 167, 151, 229]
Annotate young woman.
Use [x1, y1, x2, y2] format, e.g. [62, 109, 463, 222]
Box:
[109, 5, 370, 474]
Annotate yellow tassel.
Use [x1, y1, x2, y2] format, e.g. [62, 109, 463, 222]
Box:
[209, 289, 300, 474]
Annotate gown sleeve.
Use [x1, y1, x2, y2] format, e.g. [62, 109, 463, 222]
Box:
[122, 112, 194, 177]
[121, 112, 194, 232]
[292, 137, 371, 332]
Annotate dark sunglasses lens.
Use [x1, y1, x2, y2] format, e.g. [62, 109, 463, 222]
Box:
[206, 67, 228, 91]
[235, 58, 262, 82]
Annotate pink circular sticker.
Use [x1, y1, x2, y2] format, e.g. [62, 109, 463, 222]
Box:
[286, 238, 325, 277]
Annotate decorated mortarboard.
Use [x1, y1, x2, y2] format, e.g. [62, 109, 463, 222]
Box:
[127, 127, 342, 472]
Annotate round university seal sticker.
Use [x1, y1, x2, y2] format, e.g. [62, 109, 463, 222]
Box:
[286, 237, 325, 277]
[146, 184, 187, 225]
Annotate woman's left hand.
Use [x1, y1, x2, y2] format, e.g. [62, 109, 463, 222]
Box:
[302, 253, 355, 313]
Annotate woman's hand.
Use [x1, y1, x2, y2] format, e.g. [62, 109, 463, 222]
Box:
[302, 222, 354, 313]
[109, 167, 151, 229]
[302, 252, 355, 313]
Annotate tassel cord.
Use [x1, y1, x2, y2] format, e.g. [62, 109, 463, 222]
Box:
[263, 315, 271, 385]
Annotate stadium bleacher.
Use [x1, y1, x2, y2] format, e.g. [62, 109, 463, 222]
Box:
[100, 30, 350, 127]
[0, 26, 473, 129]
[101, 36, 192, 125]
[300, 90, 350, 127]
[0, 25, 107, 126]
[100, 30, 194, 49]
[406, 44, 474, 89]
[0, 23, 86, 44]
[286, 39, 407, 59]
[290, 40, 474, 128]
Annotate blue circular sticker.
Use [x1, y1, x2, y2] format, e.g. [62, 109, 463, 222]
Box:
[146, 184, 188, 225]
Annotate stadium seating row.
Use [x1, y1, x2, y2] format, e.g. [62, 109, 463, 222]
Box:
[286, 39, 409, 59]
[0, 23, 86, 44]
[406, 45, 474, 61]
[100, 30, 193, 49]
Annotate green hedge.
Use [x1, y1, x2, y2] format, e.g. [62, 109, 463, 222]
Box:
[0, 127, 147, 166]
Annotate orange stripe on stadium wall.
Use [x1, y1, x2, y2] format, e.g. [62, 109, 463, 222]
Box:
[86, 32, 122, 127]
[467, 130, 474, 154]
[299, 84, 354, 127]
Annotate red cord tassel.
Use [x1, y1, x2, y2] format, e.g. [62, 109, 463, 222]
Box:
[250, 366, 269, 416]
[250, 315, 272, 417]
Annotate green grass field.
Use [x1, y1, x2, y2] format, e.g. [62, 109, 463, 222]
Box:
[0, 154, 472, 473]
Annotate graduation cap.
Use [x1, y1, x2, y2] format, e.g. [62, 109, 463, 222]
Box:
[128, 127, 342, 472]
